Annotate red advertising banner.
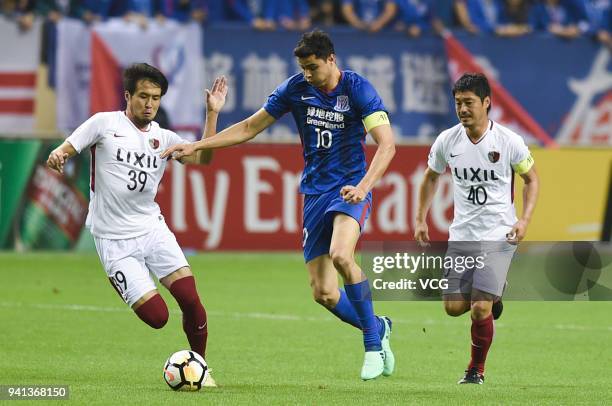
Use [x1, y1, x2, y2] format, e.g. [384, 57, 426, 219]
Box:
[156, 144, 453, 251]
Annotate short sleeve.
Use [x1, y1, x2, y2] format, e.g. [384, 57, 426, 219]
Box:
[427, 134, 447, 174]
[164, 129, 187, 148]
[263, 78, 292, 119]
[66, 113, 104, 153]
[352, 76, 387, 119]
[509, 134, 534, 174]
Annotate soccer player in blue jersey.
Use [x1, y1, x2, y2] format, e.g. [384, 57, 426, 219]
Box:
[162, 30, 396, 380]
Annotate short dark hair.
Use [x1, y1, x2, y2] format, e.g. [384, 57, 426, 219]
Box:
[293, 30, 335, 60]
[123, 63, 168, 96]
[452, 73, 491, 113]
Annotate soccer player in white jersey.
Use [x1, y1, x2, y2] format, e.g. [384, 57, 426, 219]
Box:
[414, 73, 539, 384]
[46, 63, 227, 386]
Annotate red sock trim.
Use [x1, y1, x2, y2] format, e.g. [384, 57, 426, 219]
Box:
[471, 313, 494, 327]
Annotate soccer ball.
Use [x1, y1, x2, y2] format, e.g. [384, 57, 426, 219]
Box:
[163, 350, 209, 391]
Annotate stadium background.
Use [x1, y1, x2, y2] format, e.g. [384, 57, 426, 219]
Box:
[1, 5, 611, 250]
[0, 1, 611, 403]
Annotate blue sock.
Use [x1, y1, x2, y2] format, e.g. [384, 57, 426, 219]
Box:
[329, 289, 362, 329]
[344, 280, 382, 351]
[377, 317, 385, 339]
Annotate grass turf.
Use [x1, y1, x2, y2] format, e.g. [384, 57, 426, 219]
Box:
[1, 252, 611, 405]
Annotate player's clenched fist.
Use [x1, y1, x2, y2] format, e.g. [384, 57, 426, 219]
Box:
[161, 143, 197, 161]
[413, 220, 430, 246]
[47, 149, 69, 174]
[340, 185, 366, 204]
[506, 219, 528, 244]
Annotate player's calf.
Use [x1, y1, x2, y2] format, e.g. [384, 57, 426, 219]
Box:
[492, 299, 503, 320]
[492, 282, 508, 320]
[169, 275, 208, 358]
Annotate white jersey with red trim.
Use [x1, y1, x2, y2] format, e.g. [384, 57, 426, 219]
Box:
[427, 120, 532, 241]
[66, 111, 185, 239]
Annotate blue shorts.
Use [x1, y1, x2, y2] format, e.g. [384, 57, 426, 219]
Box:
[302, 186, 372, 263]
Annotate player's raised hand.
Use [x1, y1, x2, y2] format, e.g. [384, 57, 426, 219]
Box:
[340, 185, 366, 204]
[206, 75, 228, 114]
[161, 142, 198, 161]
[47, 149, 69, 174]
[414, 220, 430, 247]
[507, 219, 528, 244]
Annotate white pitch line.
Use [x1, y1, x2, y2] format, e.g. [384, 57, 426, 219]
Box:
[1, 301, 611, 332]
[0, 301, 458, 327]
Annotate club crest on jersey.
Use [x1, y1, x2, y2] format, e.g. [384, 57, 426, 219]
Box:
[488, 151, 500, 163]
[334, 95, 350, 112]
[149, 138, 160, 150]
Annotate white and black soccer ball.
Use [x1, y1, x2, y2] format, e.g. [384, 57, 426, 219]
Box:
[163, 350, 209, 391]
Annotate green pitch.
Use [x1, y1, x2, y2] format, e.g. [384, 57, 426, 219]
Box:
[1, 253, 611, 405]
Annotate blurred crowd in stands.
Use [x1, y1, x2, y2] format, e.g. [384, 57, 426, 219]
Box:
[2, 0, 611, 46]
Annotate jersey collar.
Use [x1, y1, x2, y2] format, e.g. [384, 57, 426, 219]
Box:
[314, 70, 343, 96]
[123, 110, 152, 133]
[465, 120, 493, 145]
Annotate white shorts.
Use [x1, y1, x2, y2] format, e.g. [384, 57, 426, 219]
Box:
[93, 221, 189, 306]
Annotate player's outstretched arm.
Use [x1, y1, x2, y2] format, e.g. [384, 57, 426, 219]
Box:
[414, 167, 441, 244]
[161, 108, 276, 161]
[46, 141, 77, 174]
[341, 123, 395, 204]
[508, 165, 539, 243]
[183, 75, 228, 165]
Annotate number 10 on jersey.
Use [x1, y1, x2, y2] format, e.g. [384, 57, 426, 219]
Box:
[315, 128, 332, 149]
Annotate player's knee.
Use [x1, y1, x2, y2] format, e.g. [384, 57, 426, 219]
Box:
[180, 293, 200, 308]
[312, 288, 336, 308]
[144, 302, 169, 329]
[149, 311, 169, 329]
[329, 248, 354, 272]
[135, 294, 169, 329]
[471, 301, 492, 320]
[169, 276, 200, 308]
[444, 301, 468, 317]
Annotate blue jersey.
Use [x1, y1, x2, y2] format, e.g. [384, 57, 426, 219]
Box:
[263, 70, 387, 195]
